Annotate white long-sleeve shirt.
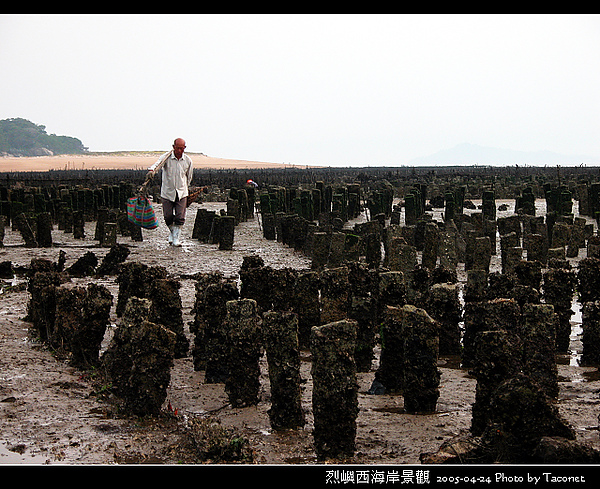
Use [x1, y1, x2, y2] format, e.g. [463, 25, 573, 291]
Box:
[149, 151, 193, 202]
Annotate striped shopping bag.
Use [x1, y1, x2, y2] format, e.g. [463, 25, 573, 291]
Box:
[126, 194, 158, 229]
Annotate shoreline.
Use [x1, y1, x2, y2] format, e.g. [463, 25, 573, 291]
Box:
[0, 153, 298, 172]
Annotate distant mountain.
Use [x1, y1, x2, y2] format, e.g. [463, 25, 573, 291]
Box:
[0, 118, 87, 157]
[408, 143, 600, 166]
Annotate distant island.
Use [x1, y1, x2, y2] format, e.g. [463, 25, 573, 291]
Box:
[0, 118, 87, 157]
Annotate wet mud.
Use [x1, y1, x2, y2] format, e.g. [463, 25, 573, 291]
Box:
[1, 199, 599, 465]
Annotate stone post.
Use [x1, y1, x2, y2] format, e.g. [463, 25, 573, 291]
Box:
[115, 262, 166, 316]
[364, 232, 382, 269]
[402, 305, 441, 414]
[224, 299, 262, 407]
[36, 212, 53, 247]
[311, 232, 330, 270]
[101, 297, 176, 416]
[311, 319, 358, 461]
[520, 303, 559, 398]
[218, 215, 235, 250]
[14, 213, 37, 247]
[422, 222, 439, 270]
[577, 257, 600, 303]
[500, 232, 519, 274]
[526, 233, 548, 265]
[52, 285, 87, 357]
[566, 217, 586, 258]
[96, 243, 130, 276]
[472, 236, 492, 273]
[262, 311, 305, 430]
[542, 267, 576, 353]
[349, 296, 378, 372]
[427, 283, 462, 356]
[504, 247, 523, 276]
[26, 270, 62, 342]
[73, 210, 85, 239]
[320, 266, 350, 324]
[438, 231, 458, 271]
[189, 272, 228, 371]
[74, 283, 113, 369]
[377, 271, 406, 320]
[462, 298, 521, 368]
[373, 305, 405, 394]
[193, 209, 216, 242]
[470, 329, 523, 436]
[395, 243, 417, 276]
[464, 269, 488, 303]
[149, 278, 189, 359]
[203, 281, 240, 383]
[482, 189, 495, 221]
[581, 301, 600, 367]
[101, 222, 118, 247]
[551, 221, 571, 249]
[292, 271, 321, 349]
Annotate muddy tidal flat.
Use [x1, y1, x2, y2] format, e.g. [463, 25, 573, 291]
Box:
[1, 196, 599, 467]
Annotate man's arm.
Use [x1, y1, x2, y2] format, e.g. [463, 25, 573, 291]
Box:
[186, 155, 193, 186]
[146, 150, 173, 179]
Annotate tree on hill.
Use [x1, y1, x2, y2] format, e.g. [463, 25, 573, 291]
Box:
[0, 118, 88, 156]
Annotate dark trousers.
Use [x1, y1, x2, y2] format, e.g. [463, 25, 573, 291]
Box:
[162, 196, 187, 227]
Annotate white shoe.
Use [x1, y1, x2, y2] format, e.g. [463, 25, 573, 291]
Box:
[172, 225, 182, 247]
[168, 225, 174, 244]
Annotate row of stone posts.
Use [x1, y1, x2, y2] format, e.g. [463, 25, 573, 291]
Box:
[578, 257, 600, 366]
[465, 297, 562, 436]
[25, 253, 193, 416]
[457, 256, 600, 455]
[252, 179, 600, 288]
[189, 184, 256, 250]
[101, 297, 177, 416]
[2, 180, 250, 250]
[25, 249, 600, 461]
[387, 185, 600, 464]
[374, 305, 441, 413]
[189, 255, 459, 460]
[1, 182, 134, 225]
[235, 257, 429, 356]
[191, 208, 236, 250]
[1, 182, 141, 247]
[25, 258, 113, 369]
[190, 273, 310, 445]
[257, 182, 363, 254]
[4, 206, 143, 248]
[423, 277, 597, 464]
[260, 182, 362, 223]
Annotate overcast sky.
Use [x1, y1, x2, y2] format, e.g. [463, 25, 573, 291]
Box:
[1, 14, 599, 166]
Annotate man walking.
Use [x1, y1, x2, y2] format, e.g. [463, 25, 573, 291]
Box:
[147, 138, 193, 246]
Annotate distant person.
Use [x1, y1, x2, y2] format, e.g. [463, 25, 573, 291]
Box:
[146, 138, 193, 246]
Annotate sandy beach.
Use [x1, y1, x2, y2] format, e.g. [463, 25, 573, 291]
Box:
[0, 153, 293, 173]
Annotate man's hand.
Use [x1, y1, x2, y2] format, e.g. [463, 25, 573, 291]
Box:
[145, 170, 155, 181]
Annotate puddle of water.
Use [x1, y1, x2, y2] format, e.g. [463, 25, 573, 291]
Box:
[0, 445, 48, 465]
[438, 355, 464, 370]
[0, 373, 26, 382]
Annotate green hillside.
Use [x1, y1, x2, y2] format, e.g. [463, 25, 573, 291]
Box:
[0, 118, 87, 156]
